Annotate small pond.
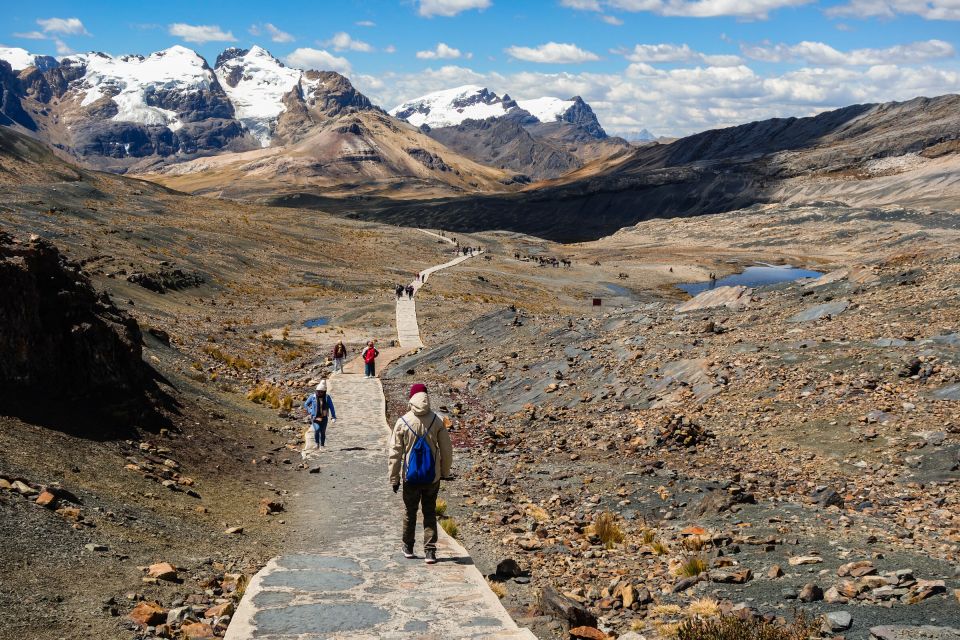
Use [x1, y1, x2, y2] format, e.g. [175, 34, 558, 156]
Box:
[678, 265, 823, 296]
[303, 317, 331, 328]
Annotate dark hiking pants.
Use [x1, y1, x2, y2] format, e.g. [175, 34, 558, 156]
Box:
[402, 480, 440, 552]
[312, 417, 328, 446]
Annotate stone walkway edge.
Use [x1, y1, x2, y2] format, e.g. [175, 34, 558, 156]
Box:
[225, 231, 534, 639]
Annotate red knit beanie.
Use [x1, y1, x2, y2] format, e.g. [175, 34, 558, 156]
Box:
[409, 383, 428, 399]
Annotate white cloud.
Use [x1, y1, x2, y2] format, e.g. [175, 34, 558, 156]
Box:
[265, 23, 295, 43]
[417, 0, 492, 17]
[168, 23, 235, 44]
[601, 14, 625, 23]
[506, 42, 600, 63]
[356, 20, 377, 27]
[13, 31, 47, 40]
[826, 0, 960, 19]
[324, 32, 374, 52]
[385, 44, 397, 54]
[741, 39, 955, 65]
[416, 42, 463, 59]
[284, 47, 352, 74]
[621, 43, 741, 65]
[571, 0, 814, 19]
[36, 17, 90, 36]
[249, 23, 295, 43]
[54, 39, 72, 55]
[354, 56, 960, 139]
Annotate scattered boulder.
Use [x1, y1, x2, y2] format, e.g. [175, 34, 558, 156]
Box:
[824, 611, 853, 632]
[128, 601, 167, 627]
[538, 586, 597, 630]
[799, 583, 824, 602]
[147, 562, 178, 582]
[870, 626, 960, 640]
[496, 558, 525, 579]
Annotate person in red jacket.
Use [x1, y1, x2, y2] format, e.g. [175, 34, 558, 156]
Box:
[362, 341, 379, 379]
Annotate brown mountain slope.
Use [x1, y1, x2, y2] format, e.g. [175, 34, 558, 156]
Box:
[339, 94, 960, 242]
[142, 110, 521, 200]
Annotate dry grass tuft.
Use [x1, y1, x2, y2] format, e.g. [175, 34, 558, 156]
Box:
[487, 579, 507, 599]
[676, 555, 708, 578]
[676, 613, 819, 640]
[440, 518, 459, 539]
[649, 604, 683, 618]
[640, 528, 656, 544]
[202, 344, 253, 370]
[436, 498, 448, 518]
[651, 540, 669, 555]
[246, 382, 294, 410]
[686, 597, 720, 618]
[589, 511, 625, 549]
[682, 535, 708, 552]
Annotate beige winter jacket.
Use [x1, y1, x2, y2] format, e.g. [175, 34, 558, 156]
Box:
[388, 392, 453, 485]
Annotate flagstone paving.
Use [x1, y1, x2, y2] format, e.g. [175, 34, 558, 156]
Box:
[226, 238, 530, 639]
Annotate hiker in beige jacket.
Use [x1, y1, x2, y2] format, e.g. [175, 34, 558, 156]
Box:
[388, 383, 453, 564]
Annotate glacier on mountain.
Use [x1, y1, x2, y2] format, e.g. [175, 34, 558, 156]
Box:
[67, 46, 215, 131]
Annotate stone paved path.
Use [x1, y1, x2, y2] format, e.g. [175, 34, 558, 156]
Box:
[226, 238, 531, 639]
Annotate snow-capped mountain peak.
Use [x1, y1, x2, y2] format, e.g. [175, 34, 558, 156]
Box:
[390, 86, 607, 137]
[69, 45, 217, 131]
[515, 96, 575, 125]
[214, 46, 303, 147]
[0, 47, 58, 72]
[389, 85, 513, 128]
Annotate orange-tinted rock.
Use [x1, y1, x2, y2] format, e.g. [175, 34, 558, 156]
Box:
[128, 601, 167, 627]
[35, 490, 58, 508]
[181, 622, 216, 639]
[147, 562, 178, 581]
[205, 601, 234, 618]
[570, 626, 610, 640]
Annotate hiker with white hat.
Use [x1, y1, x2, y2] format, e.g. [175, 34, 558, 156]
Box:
[303, 380, 337, 449]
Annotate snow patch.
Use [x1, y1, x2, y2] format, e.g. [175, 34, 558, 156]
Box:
[517, 97, 574, 123]
[389, 85, 512, 128]
[214, 45, 301, 147]
[69, 46, 212, 132]
[0, 47, 37, 71]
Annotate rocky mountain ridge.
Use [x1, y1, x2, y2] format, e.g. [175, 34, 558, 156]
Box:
[0, 45, 379, 172]
[390, 85, 629, 179]
[349, 93, 960, 241]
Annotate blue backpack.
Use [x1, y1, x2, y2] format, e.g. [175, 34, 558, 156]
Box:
[402, 416, 437, 485]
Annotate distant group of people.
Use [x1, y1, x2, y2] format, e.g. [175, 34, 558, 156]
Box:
[514, 253, 571, 268]
[395, 284, 415, 299]
[456, 245, 481, 256]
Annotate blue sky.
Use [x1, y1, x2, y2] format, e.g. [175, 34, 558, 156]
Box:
[3, 0, 959, 136]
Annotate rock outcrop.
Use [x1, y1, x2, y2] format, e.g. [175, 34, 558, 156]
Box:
[0, 231, 157, 433]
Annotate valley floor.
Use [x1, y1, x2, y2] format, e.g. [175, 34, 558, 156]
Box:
[1, 148, 957, 639]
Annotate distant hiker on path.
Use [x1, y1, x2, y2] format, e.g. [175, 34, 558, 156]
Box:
[331, 340, 347, 374]
[405, 284, 414, 299]
[388, 383, 453, 564]
[362, 341, 380, 378]
[304, 381, 337, 449]
[395, 284, 404, 299]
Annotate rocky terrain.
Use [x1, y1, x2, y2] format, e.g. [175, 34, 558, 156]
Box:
[0, 124, 517, 640]
[0, 45, 526, 198]
[355, 94, 960, 241]
[392, 85, 630, 180]
[2, 83, 959, 640]
[379, 202, 960, 639]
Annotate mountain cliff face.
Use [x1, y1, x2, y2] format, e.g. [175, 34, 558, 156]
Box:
[0, 45, 380, 172]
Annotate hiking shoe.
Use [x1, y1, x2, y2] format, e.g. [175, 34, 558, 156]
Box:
[402, 545, 415, 559]
[425, 550, 437, 564]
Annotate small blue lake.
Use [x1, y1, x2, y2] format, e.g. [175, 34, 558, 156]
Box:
[303, 317, 330, 328]
[678, 266, 823, 296]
